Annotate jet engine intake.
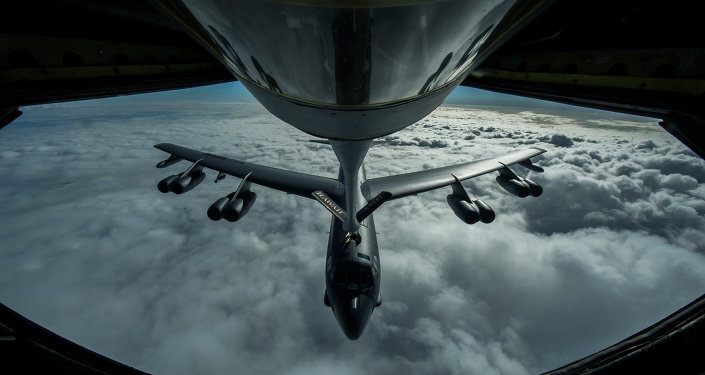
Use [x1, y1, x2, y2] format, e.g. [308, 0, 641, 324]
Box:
[214, 190, 257, 222]
[157, 175, 179, 193]
[446, 194, 480, 224]
[496, 174, 531, 198]
[170, 170, 206, 194]
[222, 197, 244, 222]
[207, 196, 231, 221]
[473, 199, 495, 223]
[523, 178, 543, 197]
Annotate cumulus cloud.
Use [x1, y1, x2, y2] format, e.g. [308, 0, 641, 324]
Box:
[1, 97, 705, 375]
[549, 134, 574, 147]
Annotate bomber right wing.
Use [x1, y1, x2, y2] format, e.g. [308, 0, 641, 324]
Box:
[154, 143, 343, 199]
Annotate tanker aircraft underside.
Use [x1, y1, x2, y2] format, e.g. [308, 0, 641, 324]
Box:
[155, 141, 546, 339]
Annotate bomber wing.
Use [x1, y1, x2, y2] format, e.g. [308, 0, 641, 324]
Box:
[362, 147, 546, 201]
[154, 143, 342, 199]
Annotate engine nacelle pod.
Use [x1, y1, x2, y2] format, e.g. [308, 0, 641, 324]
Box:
[473, 199, 495, 223]
[207, 197, 231, 221]
[158, 175, 179, 193]
[239, 191, 257, 218]
[222, 198, 243, 222]
[170, 171, 206, 194]
[447, 194, 480, 224]
[523, 178, 543, 197]
[222, 191, 257, 222]
[496, 174, 530, 198]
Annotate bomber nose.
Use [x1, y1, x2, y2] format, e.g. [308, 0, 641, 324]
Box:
[341, 316, 364, 340]
[339, 307, 365, 340]
[334, 294, 374, 340]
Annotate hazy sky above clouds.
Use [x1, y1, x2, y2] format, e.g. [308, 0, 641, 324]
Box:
[1, 83, 705, 375]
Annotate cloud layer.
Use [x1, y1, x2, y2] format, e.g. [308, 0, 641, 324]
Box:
[1, 99, 705, 374]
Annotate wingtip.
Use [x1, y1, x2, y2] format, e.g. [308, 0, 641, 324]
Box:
[154, 143, 172, 151]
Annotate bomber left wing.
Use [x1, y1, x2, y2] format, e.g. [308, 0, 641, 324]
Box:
[356, 147, 546, 224]
[362, 147, 546, 200]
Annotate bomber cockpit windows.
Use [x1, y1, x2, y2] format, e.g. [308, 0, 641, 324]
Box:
[356, 270, 374, 291]
[330, 267, 374, 294]
[332, 268, 346, 287]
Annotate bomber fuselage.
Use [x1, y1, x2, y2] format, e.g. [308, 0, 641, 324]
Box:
[324, 163, 381, 340]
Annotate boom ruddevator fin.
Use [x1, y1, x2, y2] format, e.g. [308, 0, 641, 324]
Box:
[312, 190, 347, 223]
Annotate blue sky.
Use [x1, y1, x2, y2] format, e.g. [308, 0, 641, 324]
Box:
[101, 81, 652, 125]
[104, 81, 553, 107]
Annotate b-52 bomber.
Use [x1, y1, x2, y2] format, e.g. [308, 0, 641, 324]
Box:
[153, 0, 546, 339]
[155, 143, 544, 340]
